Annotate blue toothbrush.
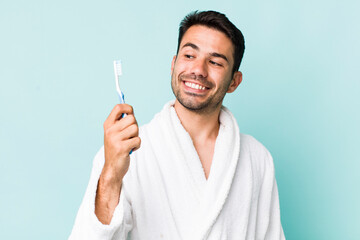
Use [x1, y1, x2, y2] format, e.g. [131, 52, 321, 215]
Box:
[113, 60, 132, 154]
[113, 60, 126, 109]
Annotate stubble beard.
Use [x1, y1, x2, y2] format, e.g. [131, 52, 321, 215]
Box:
[171, 72, 230, 114]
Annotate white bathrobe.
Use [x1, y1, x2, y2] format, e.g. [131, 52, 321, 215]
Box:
[69, 101, 285, 240]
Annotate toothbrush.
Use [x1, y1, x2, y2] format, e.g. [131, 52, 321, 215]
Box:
[114, 60, 129, 120]
[113, 60, 132, 154]
[114, 60, 125, 105]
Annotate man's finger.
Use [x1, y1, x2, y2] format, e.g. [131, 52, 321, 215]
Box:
[110, 114, 137, 133]
[104, 104, 134, 128]
[113, 124, 139, 141]
[124, 137, 141, 153]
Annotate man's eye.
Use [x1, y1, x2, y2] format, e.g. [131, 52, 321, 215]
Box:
[185, 54, 194, 59]
[210, 60, 222, 66]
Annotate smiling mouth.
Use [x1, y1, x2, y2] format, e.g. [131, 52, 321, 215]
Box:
[183, 81, 209, 91]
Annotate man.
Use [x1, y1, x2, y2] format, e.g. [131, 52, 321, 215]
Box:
[69, 10, 285, 240]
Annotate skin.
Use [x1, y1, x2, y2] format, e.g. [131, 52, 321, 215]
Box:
[95, 24, 242, 224]
[95, 104, 141, 224]
[171, 25, 242, 178]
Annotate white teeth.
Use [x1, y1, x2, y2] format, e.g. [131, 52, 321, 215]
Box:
[185, 81, 206, 90]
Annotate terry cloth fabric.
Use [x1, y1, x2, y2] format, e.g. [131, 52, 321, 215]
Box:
[69, 100, 285, 240]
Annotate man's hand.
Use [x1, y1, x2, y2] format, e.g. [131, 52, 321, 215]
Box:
[95, 104, 141, 224]
[103, 104, 141, 182]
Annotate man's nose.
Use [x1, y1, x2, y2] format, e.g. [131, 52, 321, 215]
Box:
[190, 58, 208, 78]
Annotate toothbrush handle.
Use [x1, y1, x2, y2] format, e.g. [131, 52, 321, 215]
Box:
[118, 91, 133, 155]
[118, 91, 127, 117]
[118, 91, 125, 104]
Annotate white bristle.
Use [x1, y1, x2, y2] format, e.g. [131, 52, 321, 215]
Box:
[114, 60, 122, 76]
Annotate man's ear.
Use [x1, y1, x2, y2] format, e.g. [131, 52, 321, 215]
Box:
[171, 55, 177, 75]
[227, 71, 243, 93]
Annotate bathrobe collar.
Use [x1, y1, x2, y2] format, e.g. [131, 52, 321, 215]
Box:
[162, 100, 241, 239]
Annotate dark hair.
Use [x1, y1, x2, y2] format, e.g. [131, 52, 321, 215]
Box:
[177, 10, 245, 74]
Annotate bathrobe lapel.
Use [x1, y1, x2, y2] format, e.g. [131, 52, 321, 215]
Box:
[192, 107, 241, 240]
[168, 107, 207, 200]
[166, 103, 241, 240]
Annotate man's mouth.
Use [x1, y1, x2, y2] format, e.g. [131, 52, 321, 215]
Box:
[184, 81, 207, 90]
[179, 74, 212, 93]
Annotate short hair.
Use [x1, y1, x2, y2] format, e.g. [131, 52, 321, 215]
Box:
[177, 10, 245, 74]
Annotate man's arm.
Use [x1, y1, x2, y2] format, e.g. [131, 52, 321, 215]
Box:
[95, 104, 141, 224]
[69, 104, 140, 240]
[257, 149, 285, 240]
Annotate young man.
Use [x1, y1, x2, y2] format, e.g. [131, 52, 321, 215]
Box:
[69, 11, 285, 240]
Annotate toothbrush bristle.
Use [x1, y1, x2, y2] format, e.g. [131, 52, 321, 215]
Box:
[114, 60, 122, 76]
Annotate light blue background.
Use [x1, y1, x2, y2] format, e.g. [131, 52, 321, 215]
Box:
[1, 0, 359, 239]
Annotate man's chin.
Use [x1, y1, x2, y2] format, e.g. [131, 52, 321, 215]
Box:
[177, 97, 210, 112]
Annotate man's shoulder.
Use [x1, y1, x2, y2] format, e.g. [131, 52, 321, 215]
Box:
[138, 113, 161, 137]
[239, 133, 274, 169]
[240, 133, 268, 151]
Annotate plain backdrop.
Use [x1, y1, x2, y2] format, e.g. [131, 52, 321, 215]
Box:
[1, 0, 359, 239]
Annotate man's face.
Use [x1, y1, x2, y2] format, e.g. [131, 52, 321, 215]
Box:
[171, 25, 238, 114]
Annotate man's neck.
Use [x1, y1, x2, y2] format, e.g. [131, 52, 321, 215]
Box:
[173, 100, 221, 143]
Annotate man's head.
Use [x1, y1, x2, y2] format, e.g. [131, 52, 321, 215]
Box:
[176, 10, 245, 75]
[171, 10, 245, 114]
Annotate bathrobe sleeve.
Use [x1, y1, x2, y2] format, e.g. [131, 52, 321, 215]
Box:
[256, 149, 285, 240]
[69, 147, 133, 240]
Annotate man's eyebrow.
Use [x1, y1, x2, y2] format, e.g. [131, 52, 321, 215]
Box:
[210, 52, 229, 63]
[181, 42, 199, 50]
